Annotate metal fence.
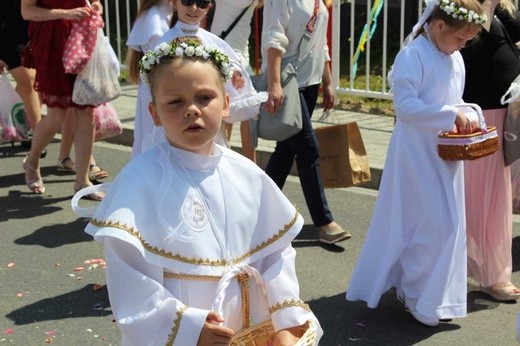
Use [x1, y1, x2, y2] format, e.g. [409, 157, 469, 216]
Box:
[102, 0, 516, 101]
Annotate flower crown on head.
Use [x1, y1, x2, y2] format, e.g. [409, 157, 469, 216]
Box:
[139, 39, 233, 84]
[436, 0, 487, 24]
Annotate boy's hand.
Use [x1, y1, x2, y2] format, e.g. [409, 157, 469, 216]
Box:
[273, 324, 306, 346]
[197, 311, 234, 346]
[231, 70, 245, 89]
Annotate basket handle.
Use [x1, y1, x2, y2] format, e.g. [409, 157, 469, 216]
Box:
[453, 103, 487, 133]
[211, 264, 267, 328]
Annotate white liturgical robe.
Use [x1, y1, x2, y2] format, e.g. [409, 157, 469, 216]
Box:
[81, 134, 322, 345]
[346, 35, 468, 320]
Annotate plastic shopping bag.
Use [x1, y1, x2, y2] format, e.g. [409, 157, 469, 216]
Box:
[94, 102, 122, 141]
[72, 28, 121, 106]
[0, 73, 30, 142]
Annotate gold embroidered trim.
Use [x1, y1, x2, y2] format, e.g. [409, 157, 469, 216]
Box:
[269, 299, 310, 314]
[89, 210, 298, 266]
[165, 305, 187, 346]
[164, 272, 221, 281]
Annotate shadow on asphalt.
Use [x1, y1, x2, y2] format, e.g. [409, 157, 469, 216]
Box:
[5, 284, 111, 325]
[309, 291, 462, 345]
[512, 236, 520, 273]
[14, 218, 92, 248]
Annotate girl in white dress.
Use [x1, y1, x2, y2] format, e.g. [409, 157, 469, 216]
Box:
[72, 38, 321, 345]
[346, 0, 485, 327]
[126, 0, 172, 158]
[143, 0, 267, 149]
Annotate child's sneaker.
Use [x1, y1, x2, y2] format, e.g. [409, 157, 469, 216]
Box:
[319, 223, 351, 244]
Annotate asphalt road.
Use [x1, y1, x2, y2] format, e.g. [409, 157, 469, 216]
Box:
[1, 139, 520, 345]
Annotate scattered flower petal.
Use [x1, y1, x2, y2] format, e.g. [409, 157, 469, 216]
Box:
[74, 266, 84, 272]
[68, 274, 75, 278]
[86, 329, 92, 333]
[3, 329, 13, 334]
[44, 330, 57, 336]
[93, 284, 104, 291]
[93, 302, 103, 310]
[7, 263, 15, 269]
[15, 291, 23, 298]
[349, 338, 361, 341]
[355, 322, 366, 328]
[44, 337, 54, 344]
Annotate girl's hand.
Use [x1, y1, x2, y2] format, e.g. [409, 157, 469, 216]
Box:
[273, 325, 306, 346]
[322, 83, 335, 111]
[231, 70, 245, 89]
[265, 82, 284, 115]
[197, 311, 234, 346]
[454, 111, 472, 134]
[90, 0, 103, 15]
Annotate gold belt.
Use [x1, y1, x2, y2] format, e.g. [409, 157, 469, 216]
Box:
[164, 272, 251, 328]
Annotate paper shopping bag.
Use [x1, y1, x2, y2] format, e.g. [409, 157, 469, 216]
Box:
[315, 122, 371, 188]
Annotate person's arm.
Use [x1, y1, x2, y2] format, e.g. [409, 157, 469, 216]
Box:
[257, 246, 318, 341]
[321, 61, 334, 111]
[480, 0, 500, 31]
[265, 47, 284, 114]
[21, 0, 93, 22]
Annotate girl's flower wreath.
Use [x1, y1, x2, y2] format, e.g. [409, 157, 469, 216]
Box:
[436, 0, 487, 24]
[139, 38, 233, 84]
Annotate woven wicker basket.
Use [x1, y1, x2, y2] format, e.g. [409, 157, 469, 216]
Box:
[437, 104, 499, 161]
[231, 320, 316, 346]
[228, 273, 317, 346]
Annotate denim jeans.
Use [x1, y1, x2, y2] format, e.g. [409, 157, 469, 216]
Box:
[265, 84, 334, 227]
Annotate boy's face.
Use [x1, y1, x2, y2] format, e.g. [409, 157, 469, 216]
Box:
[148, 60, 229, 156]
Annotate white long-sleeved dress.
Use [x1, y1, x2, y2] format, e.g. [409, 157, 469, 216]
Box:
[346, 35, 468, 320]
[81, 134, 322, 345]
[126, 0, 172, 158]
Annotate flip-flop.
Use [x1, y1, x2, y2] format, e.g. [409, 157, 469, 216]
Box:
[74, 184, 105, 201]
[57, 157, 76, 174]
[89, 164, 108, 181]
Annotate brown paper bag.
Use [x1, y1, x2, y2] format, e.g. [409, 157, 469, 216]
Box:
[315, 122, 371, 188]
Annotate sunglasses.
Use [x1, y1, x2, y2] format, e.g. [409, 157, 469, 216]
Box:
[180, 0, 212, 9]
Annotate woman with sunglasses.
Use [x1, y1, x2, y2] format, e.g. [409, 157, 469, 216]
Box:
[142, 0, 267, 149]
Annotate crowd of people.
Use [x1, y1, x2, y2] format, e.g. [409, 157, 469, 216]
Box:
[1, 0, 520, 344]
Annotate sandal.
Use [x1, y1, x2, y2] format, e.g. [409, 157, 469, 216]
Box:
[89, 164, 108, 181]
[74, 183, 105, 201]
[480, 282, 520, 301]
[22, 156, 45, 194]
[57, 157, 76, 174]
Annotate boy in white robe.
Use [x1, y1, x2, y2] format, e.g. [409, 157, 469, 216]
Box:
[73, 37, 321, 345]
[346, 0, 485, 327]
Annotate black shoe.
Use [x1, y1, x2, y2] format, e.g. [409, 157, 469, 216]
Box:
[40, 149, 47, 158]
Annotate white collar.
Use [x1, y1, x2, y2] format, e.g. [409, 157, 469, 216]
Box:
[178, 21, 200, 35]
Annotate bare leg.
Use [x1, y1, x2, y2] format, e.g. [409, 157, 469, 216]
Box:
[240, 120, 256, 162]
[58, 108, 75, 162]
[73, 107, 95, 189]
[10, 67, 40, 130]
[23, 107, 67, 193]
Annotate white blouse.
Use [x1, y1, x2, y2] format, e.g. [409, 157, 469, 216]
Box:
[261, 0, 331, 88]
